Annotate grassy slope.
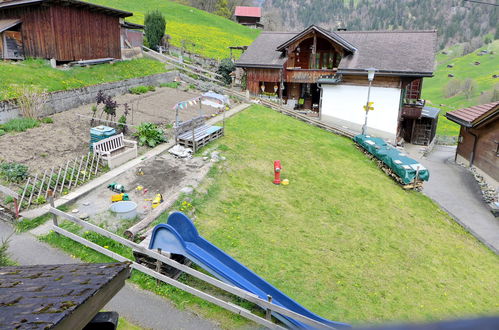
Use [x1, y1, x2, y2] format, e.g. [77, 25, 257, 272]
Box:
[422, 40, 499, 136]
[0, 58, 166, 100]
[189, 105, 498, 324]
[90, 0, 260, 59]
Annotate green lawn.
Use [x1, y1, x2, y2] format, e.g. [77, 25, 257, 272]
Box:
[40, 105, 499, 327]
[90, 0, 260, 59]
[188, 105, 499, 324]
[0, 58, 167, 100]
[422, 40, 499, 136]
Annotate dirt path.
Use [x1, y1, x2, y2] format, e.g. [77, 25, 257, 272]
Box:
[0, 86, 222, 173]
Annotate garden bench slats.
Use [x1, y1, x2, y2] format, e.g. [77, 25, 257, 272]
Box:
[93, 133, 138, 169]
[175, 116, 224, 152]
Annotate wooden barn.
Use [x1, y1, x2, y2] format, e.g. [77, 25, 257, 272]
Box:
[236, 25, 437, 144]
[0, 0, 133, 61]
[234, 6, 263, 29]
[445, 101, 499, 183]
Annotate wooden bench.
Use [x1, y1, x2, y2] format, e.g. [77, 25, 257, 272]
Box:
[175, 116, 223, 152]
[93, 133, 138, 169]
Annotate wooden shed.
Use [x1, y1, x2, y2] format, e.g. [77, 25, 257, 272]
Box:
[0, 0, 132, 61]
[445, 101, 499, 183]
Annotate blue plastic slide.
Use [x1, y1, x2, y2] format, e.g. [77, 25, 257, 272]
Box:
[149, 212, 350, 329]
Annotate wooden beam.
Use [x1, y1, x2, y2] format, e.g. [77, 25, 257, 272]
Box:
[49, 207, 337, 329]
[0, 185, 19, 199]
[54, 261, 130, 330]
[51, 226, 283, 330]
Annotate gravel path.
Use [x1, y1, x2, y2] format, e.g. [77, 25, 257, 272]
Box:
[406, 144, 499, 254]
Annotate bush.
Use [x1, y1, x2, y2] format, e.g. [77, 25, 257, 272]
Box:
[217, 58, 235, 85]
[40, 117, 54, 124]
[0, 129, 5, 136]
[0, 238, 13, 267]
[133, 122, 166, 147]
[0, 118, 39, 132]
[129, 85, 155, 95]
[9, 85, 48, 119]
[444, 78, 463, 98]
[0, 162, 29, 183]
[129, 86, 150, 95]
[160, 82, 181, 88]
[144, 10, 166, 50]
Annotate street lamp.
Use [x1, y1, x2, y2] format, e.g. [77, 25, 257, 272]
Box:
[361, 67, 377, 135]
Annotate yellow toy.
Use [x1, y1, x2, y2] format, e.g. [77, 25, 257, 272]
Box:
[111, 193, 129, 202]
[152, 193, 164, 209]
[281, 179, 290, 186]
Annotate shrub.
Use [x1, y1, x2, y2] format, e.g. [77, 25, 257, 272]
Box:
[444, 79, 463, 98]
[133, 122, 166, 147]
[9, 85, 48, 119]
[0, 129, 5, 136]
[40, 117, 53, 124]
[0, 162, 29, 183]
[0, 238, 13, 266]
[0, 118, 39, 132]
[129, 86, 150, 95]
[144, 10, 166, 50]
[217, 58, 235, 85]
[96, 91, 118, 121]
[160, 82, 181, 88]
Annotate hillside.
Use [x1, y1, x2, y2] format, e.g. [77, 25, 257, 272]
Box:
[422, 40, 499, 136]
[90, 0, 260, 59]
[262, 0, 498, 50]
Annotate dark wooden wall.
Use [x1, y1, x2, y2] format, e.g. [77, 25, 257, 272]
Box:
[246, 68, 280, 94]
[457, 118, 499, 181]
[0, 3, 121, 61]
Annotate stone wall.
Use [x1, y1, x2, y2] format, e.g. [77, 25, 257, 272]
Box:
[0, 71, 176, 123]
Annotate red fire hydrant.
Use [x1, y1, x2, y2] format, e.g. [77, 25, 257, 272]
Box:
[273, 160, 281, 185]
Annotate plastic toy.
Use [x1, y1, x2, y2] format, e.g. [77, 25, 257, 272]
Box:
[152, 193, 164, 209]
[108, 182, 125, 193]
[111, 193, 129, 202]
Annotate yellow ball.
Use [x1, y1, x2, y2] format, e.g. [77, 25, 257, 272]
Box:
[282, 179, 289, 186]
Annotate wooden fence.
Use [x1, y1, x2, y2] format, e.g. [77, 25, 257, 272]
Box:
[11, 152, 105, 212]
[47, 203, 337, 329]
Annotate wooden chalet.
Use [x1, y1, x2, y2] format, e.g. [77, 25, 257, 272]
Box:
[234, 6, 263, 29]
[236, 25, 438, 143]
[445, 101, 499, 183]
[0, 0, 133, 61]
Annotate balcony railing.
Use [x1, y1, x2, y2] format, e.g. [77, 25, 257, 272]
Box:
[285, 68, 336, 83]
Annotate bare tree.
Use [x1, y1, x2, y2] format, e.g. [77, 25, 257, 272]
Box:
[463, 78, 477, 100]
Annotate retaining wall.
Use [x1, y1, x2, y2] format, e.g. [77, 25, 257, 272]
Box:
[0, 71, 176, 123]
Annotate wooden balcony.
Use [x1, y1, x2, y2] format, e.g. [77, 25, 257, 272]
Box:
[285, 68, 336, 83]
[402, 102, 425, 119]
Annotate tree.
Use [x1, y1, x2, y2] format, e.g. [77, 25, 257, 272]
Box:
[144, 10, 166, 51]
[463, 78, 477, 100]
[217, 58, 235, 85]
[444, 79, 462, 98]
[215, 0, 232, 19]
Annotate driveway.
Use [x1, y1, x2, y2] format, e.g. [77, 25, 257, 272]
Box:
[406, 144, 499, 254]
[0, 221, 219, 330]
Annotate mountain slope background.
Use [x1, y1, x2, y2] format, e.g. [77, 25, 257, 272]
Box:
[423, 40, 499, 136]
[262, 0, 498, 50]
[91, 0, 260, 59]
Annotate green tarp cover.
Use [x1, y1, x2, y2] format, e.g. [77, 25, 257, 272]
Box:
[354, 134, 429, 184]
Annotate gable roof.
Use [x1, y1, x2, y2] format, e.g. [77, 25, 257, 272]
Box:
[234, 6, 261, 18]
[445, 101, 499, 128]
[0, 0, 132, 17]
[236, 31, 294, 68]
[276, 25, 357, 54]
[236, 27, 437, 76]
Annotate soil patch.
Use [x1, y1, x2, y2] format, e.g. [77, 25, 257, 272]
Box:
[0, 86, 221, 174]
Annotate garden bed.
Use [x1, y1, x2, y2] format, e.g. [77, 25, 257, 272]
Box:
[0, 85, 221, 173]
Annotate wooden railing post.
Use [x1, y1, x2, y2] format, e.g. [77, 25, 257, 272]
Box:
[266, 295, 273, 321]
[48, 190, 58, 229]
[156, 248, 162, 285]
